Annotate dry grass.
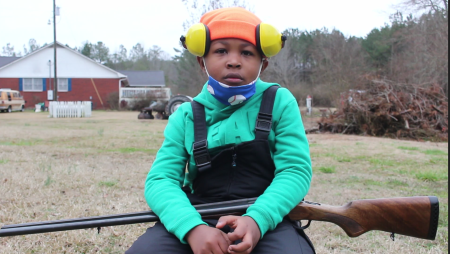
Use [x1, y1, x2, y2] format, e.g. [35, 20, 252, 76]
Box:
[306, 134, 448, 254]
[0, 111, 448, 253]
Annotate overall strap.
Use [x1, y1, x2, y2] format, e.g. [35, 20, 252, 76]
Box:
[255, 86, 279, 140]
[191, 101, 211, 172]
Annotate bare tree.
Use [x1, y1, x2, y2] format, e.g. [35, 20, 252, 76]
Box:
[397, 0, 448, 18]
[306, 29, 368, 105]
[390, 11, 448, 92]
[181, 0, 254, 31]
[23, 39, 40, 55]
[1, 43, 20, 57]
[262, 39, 299, 89]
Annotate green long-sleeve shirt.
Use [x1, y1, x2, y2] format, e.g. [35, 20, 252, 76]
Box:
[144, 79, 312, 243]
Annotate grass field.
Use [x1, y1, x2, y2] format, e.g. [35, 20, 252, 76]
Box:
[0, 111, 448, 254]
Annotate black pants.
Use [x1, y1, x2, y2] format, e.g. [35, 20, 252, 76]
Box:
[126, 218, 315, 254]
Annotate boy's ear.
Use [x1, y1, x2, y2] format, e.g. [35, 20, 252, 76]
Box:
[197, 56, 206, 72]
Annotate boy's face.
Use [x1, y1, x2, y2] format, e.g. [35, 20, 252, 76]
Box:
[197, 38, 269, 87]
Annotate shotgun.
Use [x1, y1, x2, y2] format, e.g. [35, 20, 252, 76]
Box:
[0, 196, 439, 241]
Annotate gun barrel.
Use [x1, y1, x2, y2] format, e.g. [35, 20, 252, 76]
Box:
[0, 214, 158, 237]
[1, 211, 152, 230]
[0, 198, 256, 237]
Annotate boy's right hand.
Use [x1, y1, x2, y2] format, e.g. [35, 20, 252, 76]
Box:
[186, 224, 232, 254]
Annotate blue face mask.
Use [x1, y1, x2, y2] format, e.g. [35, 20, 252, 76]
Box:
[204, 59, 263, 106]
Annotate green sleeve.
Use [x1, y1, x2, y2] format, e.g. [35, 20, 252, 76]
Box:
[243, 89, 312, 237]
[144, 105, 207, 244]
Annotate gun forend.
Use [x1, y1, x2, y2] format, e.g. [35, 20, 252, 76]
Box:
[288, 196, 439, 240]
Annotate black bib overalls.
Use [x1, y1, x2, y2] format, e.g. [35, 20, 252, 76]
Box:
[186, 85, 279, 205]
[127, 86, 315, 254]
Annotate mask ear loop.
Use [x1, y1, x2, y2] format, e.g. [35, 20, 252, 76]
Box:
[202, 57, 211, 77]
[254, 59, 265, 81]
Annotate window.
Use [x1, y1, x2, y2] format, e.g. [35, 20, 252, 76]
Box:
[58, 78, 69, 92]
[23, 78, 43, 92]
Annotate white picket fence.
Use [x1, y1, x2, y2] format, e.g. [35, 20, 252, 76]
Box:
[49, 101, 92, 118]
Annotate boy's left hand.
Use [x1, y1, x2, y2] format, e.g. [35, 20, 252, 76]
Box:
[216, 216, 261, 254]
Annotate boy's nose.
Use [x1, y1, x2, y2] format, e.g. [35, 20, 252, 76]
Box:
[227, 62, 241, 68]
[226, 54, 241, 68]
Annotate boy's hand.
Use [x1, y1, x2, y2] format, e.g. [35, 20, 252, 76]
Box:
[186, 224, 231, 254]
[216, 216, 261, 254]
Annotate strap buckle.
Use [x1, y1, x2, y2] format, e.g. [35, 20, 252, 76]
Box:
[193, 140, 211, 171]
[255, 112, 272, 132]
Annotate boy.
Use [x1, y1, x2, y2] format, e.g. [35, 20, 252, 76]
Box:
[127, 7, 314, 254]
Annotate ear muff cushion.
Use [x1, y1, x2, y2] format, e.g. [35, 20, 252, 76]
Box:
[255, 24, 264, 57]
[259, 23, 283, 58]
[185, 23, 210, 57]
[204, 25, 211, 56]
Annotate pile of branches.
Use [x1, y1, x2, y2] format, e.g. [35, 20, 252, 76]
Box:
[318, 80, 448, 141]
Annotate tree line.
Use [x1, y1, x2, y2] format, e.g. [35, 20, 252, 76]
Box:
[2, 0, 447, 106]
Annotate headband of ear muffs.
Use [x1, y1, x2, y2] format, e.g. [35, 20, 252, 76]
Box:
[180, 22, 286, 58]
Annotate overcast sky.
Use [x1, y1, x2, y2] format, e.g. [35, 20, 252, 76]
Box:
[0, 0, 402, 57]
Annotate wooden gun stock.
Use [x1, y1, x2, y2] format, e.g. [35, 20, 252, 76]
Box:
[288, 196, 439, 240]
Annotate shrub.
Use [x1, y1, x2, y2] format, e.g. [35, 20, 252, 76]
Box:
[106, 91, 119, 110]
[120, 100, 128, 109]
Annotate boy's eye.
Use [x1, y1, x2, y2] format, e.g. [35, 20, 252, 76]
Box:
[215, 49, 227, 54]
[242, 50, 254, 56]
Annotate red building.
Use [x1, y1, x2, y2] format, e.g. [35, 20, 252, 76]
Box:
[0, 42, 127, 109]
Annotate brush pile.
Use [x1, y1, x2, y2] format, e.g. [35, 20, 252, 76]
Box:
[318, 80, 448, 141]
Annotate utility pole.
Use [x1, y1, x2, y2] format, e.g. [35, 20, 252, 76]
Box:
[48, 60, 52, 91]
[53, 0, 58, 101]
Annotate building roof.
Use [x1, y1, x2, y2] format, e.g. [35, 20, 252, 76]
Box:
[0, 57, 21, 68]
[117, 70, 165, 87]
[0, 42, 126, 79]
